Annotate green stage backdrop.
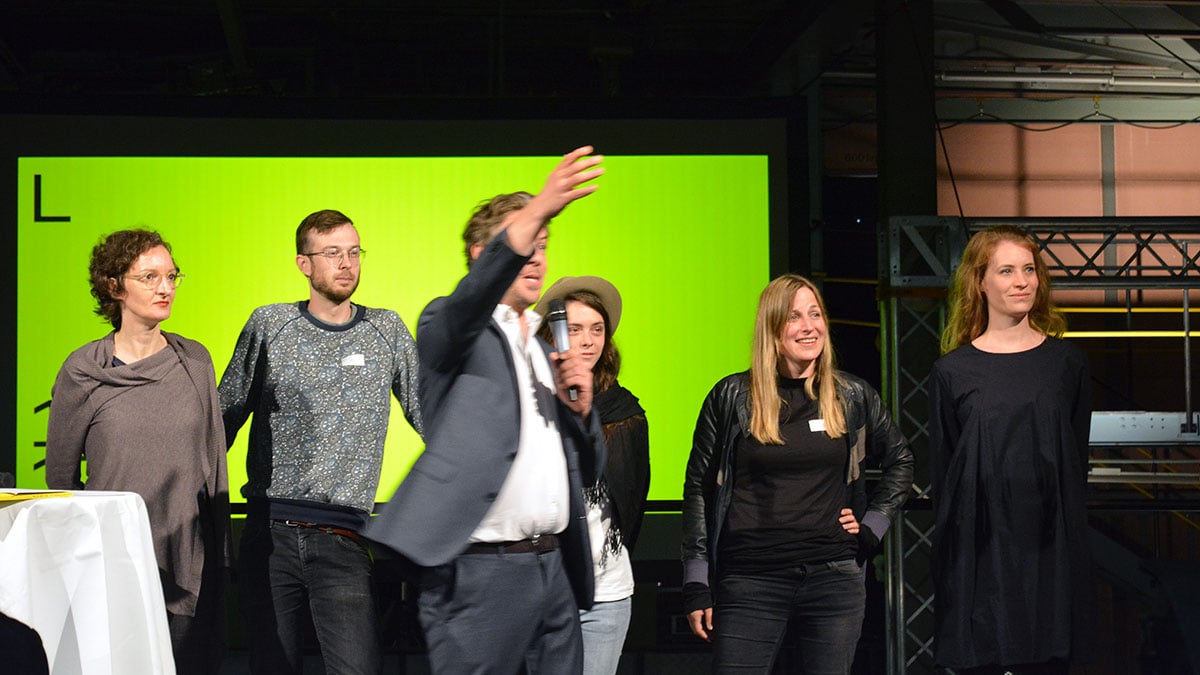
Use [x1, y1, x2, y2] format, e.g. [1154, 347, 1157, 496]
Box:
[17, 155, 768, 503]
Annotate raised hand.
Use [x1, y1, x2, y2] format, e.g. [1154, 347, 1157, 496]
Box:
[502, 146, 604, 256]
[528, 145, 605, 221]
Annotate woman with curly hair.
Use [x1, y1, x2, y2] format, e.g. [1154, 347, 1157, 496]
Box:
[45, 229, 228, 675]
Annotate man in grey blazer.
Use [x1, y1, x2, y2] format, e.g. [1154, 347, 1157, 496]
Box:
[366, 146, 607, 674]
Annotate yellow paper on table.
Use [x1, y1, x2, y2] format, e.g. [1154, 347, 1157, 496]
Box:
[0, 490, 74, 502]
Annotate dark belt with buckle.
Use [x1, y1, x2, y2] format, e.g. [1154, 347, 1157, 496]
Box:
[280, 519, 366, 548]
[463, 533, 560, 555]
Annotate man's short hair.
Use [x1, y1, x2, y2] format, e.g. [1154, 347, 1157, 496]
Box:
[462, 192, 533, 267]
[297, 209, 353, 254]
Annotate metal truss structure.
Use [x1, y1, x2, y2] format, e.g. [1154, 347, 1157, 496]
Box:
[879, 216, 1200, 674]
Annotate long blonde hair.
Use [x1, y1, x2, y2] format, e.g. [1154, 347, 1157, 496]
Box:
[941, 225, 1067, 354]
[749, 274, 845, 443]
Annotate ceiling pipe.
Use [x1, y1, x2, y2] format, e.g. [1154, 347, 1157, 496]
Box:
[937, 72, 1200, 88]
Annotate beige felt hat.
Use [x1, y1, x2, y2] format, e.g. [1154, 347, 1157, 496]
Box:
[536, 275, 623, 335]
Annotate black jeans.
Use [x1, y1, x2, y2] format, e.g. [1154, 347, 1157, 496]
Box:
[238, 518, 381, 675]
[713, 559, 866, 675]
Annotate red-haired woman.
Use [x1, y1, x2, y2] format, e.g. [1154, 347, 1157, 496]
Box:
[931, 225, 1094, 674]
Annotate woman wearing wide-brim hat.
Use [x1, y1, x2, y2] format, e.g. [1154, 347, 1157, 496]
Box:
[536, 275, 649, 675]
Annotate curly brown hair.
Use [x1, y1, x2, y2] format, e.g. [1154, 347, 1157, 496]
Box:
[88, 229, 173, 329]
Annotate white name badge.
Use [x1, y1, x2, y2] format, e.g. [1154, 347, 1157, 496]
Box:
[809, 419, 826, 432]
[341, 353, 365, 367]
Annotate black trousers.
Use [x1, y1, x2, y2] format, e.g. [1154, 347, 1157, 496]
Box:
[417, 548, 583, 675]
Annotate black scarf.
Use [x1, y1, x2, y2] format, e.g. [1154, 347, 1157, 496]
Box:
[587, 382, 649, 564]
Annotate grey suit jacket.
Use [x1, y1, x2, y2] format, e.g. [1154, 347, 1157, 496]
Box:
[365, 230, 607, 609]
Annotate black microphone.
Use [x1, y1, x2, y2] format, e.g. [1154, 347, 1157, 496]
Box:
[546, 299, 578, 402]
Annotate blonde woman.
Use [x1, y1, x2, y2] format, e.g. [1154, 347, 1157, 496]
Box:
[681, 274, 913, 674]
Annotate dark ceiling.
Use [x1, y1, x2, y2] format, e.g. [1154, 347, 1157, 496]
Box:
[3, 1, 1200, 120]
[0, 1, 840, 100]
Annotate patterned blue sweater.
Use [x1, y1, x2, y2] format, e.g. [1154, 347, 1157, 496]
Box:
[219, 301, 423, 522]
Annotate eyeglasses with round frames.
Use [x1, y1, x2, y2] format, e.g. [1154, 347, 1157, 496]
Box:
[123, 271, 185, 289]
[302, 247, 366, 263]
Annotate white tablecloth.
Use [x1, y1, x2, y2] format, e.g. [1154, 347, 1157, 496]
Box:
[0, 490, 176, 675]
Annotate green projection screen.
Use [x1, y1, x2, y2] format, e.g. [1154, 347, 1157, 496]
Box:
[5, 114, 788, 505]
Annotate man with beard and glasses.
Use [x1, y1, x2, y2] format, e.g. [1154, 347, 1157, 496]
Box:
[219, 209, 422, 675]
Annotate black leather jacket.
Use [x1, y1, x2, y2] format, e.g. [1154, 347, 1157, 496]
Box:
[681, 370, 914, 586]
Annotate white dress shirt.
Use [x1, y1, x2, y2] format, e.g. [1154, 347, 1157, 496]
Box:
[469, 304, 571, 543]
